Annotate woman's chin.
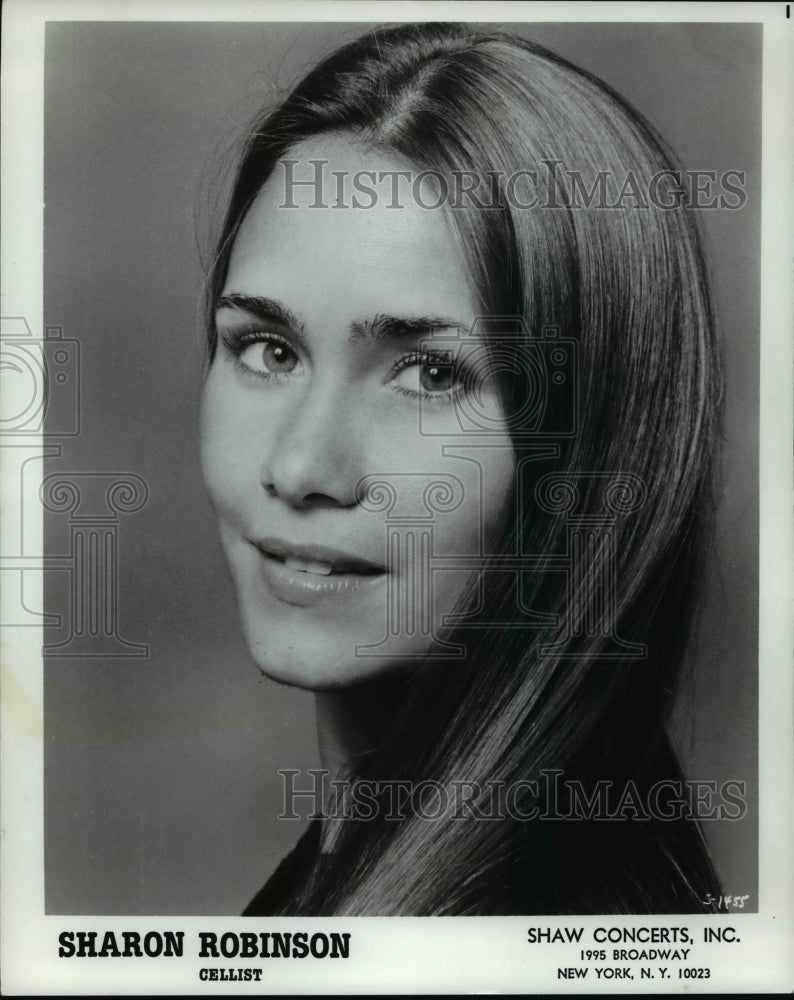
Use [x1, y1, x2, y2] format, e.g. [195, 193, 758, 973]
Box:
[244, 639, 412, 692]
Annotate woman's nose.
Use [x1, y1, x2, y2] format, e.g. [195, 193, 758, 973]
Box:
[260, 381, 364, 510]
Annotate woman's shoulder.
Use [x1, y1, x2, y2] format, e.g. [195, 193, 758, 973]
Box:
[503, 752, 723, 915]
[488, 809, 720, 916]
[551, 814, 721, 915]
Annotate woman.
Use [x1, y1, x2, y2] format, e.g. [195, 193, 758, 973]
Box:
[200, 22, 723, 915]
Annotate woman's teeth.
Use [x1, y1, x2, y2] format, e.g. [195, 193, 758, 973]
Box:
[284, 555, 334, 576]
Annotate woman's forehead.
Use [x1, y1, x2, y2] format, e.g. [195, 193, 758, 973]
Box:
[224, 136, 480, 329]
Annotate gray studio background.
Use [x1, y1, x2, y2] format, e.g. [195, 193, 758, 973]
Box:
[44, 21, 760, 914]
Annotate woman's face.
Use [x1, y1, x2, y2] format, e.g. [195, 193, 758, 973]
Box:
[201, 137, 515, 689]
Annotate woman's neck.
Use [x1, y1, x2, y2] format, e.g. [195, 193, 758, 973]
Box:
[314, 673, 407, 782]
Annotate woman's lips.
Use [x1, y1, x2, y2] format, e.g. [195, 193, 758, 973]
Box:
[250, 537, 387, 606]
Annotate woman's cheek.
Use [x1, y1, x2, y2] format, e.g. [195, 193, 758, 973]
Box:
[199, 368, 249, 514]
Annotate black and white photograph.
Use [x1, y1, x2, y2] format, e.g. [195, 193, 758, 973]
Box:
[1, 1, 792, 994]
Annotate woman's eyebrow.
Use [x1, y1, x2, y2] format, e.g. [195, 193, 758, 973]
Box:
[216, 293, 303, 333]
[350, 314, 463, 343]
[217, 295, 462, 343]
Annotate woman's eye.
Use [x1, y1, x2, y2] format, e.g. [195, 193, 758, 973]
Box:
[420, 358, 457, 392]
[392, 353, 461, 399]
[238, 336, 301, 376]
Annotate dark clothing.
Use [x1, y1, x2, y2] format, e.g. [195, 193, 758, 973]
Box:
[242, 819, 322, 916]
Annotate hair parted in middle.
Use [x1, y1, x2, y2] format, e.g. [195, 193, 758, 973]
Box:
[207, 22, 722, 915]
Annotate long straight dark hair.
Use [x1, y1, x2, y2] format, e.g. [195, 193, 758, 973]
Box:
[206, 23, 723, 914]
